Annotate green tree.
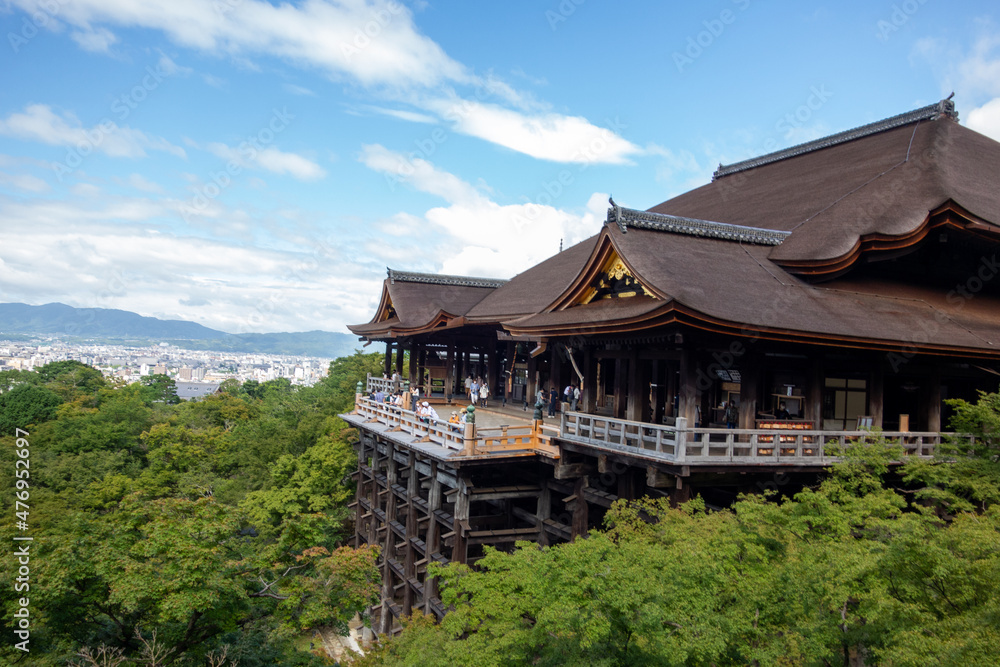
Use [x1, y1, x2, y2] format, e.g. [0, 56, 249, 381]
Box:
[0, 382, 62, 435]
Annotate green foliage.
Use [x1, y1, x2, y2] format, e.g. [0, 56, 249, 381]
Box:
[0, 352, 377, 665]
[0, 382, 62, 434]
[325, 351, 386, 413]
[141, 373, 180, 404]
[371, 427, 1000, 666]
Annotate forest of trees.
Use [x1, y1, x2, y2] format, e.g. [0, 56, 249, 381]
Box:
[360, 397, 1000, 667]
[2, 355, 999, 666]
[0, 353, 385, 665]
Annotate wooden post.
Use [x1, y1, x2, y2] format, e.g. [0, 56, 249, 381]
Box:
[536, 480, 551, 546]
[870, 359, 885, 429]
[453, 475, 471, 565]
[679, 350, 699, 427]
[583, 348, 597, 413]
[570, 476, 589, 540]
[383, 341, 393, 377]
[395, 341, 405, 382]
[806, 359, 823, 428]
[418, 345, 427, 395]
[379, 441, 399, 634]
[550, 346, 563, 409]
[446, 343, 455, 402]
[402, 452, 417, 615]
[407, 342, 417, 387]
[527, 353, 538, 406]
[625, 350, 644, 422]
[926, 370, 942, 432]
[738, 353, 759, 430]
[424, 462, 442, 613]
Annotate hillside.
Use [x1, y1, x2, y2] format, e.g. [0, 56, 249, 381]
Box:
[0, 302, 361, 357]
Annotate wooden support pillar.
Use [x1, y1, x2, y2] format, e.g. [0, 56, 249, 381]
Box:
[417, 345, 427, 395]
[487, 344, 499, 403]
[407, 342, 417, 387]
[583, 348, 597, 413]
[570, 476, 589, 540]
[445, 344, 456, 401]
[536, 480, 551, 547]
[870, 359, 885, 429]
[504, 341, 515, 401]
[806, 359, 824, 428]
[453, 475, 471, 565]
[666, 361, 678, 419]
[651, 360, 665, 424]
[402, 453, 418, 615]
[424, 462, 442, 614]
[395, 341, 405, 380]
[383, 341, 393, 377]
[926, 370, 942, 432]
[378, 441, 398, 635]
[550, 346, 562, 404]
[613, 358, 625, 419]
[526, 354, 538, 406]
[739, 353, 760, 430]
[679, 350, 699, 427]
[626, 350, 648, 422]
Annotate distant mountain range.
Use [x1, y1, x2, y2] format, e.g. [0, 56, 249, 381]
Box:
[0, 303, 362, 358]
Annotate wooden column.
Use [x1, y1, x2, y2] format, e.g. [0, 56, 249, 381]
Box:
[394, 341, 405, 380]
[570, 477, 589, 540]
[423, 462, 442, 614]
[870, 359, 885, 429]
[550, 346, 563, 403]
[526, 354, 538, 406]
[445, 343, 456, 400]
[806, 359, 824, 428]
[536, 480, 551, 547]
[678, 350, 699, 426]
[738, 353, 760, 430]
[453, 475, 471, 565]
[666, 361, 678, 419]
[402, 453, 418, 615]
[613, 358, 626, 419]
[417, 345, 427, 395]
[582, 348, 597, 413]
[487, 343, 499, 403]
[407, 342, 417, 387]
[378, 441, 398, 635]
[625, 350, 644, 422]
[383, 341, 393, 377]
[504, 341, 515, 401]
[926, 370, 942, 432]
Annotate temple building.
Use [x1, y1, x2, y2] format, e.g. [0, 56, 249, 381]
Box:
[342, 97, 1000, 631]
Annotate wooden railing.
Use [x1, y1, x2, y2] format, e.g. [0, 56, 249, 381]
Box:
[561, 412, 964, 466]
[366, 374, 401, 395]
[354, 397, 556, 457]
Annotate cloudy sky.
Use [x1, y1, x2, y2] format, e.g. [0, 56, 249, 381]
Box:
[1, 0, 999, 334]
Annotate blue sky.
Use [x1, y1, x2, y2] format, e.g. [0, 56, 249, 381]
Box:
[1, 0, 998, 334]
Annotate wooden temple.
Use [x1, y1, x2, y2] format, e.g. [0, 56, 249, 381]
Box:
[341, 97, 1000, 632]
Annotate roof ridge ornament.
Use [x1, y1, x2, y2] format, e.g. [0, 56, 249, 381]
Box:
[713, 96, 960, 180]
[608, 195, 626, 233]
[386, 268, 509, 289]
[605, 205, 790, 246]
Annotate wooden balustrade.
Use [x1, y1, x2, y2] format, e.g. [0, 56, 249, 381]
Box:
[355, 397, 555, 456]
[366, 373, 401, 395]
[561, 412, 966, 466]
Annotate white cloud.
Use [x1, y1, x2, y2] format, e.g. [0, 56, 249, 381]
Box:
[359, 146, 606, 277]
[367, 106, 437, 124]
[425, 98, 641, 165]
[71, 27, 118, 53]
[124, 173, 164, 193]
[207, 142, 326, 181]
[9, 0, 470, 89]
[0, 192, 378, 332]
[0, 104, 185, 159]
[6, 0, 638, 166]
[0, 172, 50, 193]
[284, 83, 317, 97]
[968, 97, 1000, 142]
[360, 143, 481, 203]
